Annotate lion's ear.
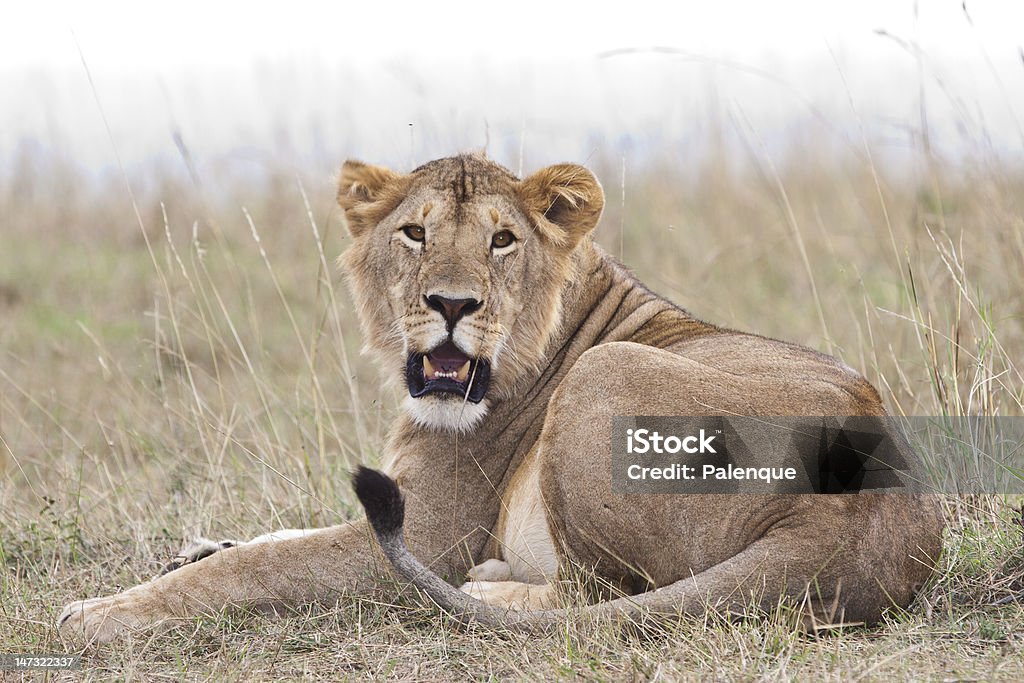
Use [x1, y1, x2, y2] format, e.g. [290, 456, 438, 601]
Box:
[337, 160, 402, 237]
[518, 164, 604, 247]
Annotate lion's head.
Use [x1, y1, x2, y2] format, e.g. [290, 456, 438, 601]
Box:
[337, 154, 604, 432]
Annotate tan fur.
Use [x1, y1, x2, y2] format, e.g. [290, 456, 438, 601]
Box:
[461, 578, 557, 611]
[486, 444, 557, 584]
[58, 154, 943, 644]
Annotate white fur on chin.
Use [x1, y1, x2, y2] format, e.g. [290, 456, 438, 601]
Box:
[402, 395, 490, 433]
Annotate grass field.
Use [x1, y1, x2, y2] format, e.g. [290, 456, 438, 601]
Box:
[1, 136, 1023, 680]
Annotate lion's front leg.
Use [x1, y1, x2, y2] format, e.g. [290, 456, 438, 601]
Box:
[58, 522, 382, 645]
[58, 584, 176, 645]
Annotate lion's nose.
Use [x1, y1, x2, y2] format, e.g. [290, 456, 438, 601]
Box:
[425, 294, 482, 330]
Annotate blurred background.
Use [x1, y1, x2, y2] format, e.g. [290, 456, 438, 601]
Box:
[1, 2, 1023, 658]
[3, 1, 1024, 169]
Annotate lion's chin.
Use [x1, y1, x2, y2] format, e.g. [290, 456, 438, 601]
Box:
[402, 395, 490, 433]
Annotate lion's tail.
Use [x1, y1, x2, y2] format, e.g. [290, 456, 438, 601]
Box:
[352, 466, 809, 633]
[352, 467, 551, 631]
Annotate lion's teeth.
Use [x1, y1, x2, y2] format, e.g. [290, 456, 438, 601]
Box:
[423, 356, 470, 382]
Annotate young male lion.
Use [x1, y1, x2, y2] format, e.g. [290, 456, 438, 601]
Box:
[60, 154, 943, 643]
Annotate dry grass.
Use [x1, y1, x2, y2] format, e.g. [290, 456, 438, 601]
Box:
[1, 135, 1023, 680]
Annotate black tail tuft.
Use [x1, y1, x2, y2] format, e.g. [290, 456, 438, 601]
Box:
[352, 466, 405, 540]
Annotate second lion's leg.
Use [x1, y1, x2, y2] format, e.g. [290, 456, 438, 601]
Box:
[159, 529, 317, 576]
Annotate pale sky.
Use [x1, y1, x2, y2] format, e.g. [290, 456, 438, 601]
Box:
[2, 1, 1022, 172]
[3, 0, 1021, 68]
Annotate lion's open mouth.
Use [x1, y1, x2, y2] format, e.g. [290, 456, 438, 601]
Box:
[406, 341, 491, 403]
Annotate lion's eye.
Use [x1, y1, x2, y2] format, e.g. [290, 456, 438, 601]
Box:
[491, 230, 516, 250]
[401, 225, 426, 242]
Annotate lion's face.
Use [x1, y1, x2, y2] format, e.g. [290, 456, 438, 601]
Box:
[337, 155, 604, 432]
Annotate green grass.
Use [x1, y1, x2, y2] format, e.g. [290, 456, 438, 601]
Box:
[1, 143, 1023, 680]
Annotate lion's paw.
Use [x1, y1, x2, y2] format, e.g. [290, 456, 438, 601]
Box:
[458, 579, 555, 610]
[57, 590, 172, 645]
[159, 537, 238, 576]
[466, 558, 513, 582]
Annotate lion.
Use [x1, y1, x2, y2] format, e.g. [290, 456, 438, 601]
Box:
[59, 154, 943, 644]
